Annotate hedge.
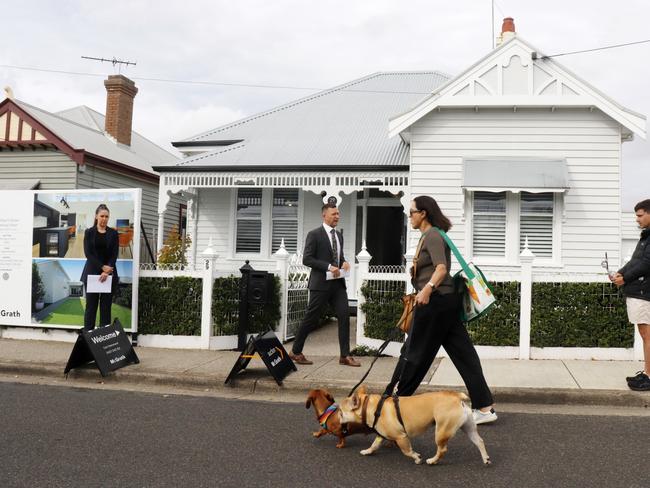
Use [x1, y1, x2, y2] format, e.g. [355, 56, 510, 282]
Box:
[360, 280, 633, 348]
[138, 277, 202, 335]
[530, 282, 632, 348]
[138, 275, 281, 337]
[359, 280, 405, 341]
[466, 281, 520, 346]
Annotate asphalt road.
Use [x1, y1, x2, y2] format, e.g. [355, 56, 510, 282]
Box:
[1, 382, 648, 488]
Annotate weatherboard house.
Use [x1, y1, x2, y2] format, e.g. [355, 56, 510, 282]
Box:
[0, 75, 184, 257]
[153, 20, 645, 290]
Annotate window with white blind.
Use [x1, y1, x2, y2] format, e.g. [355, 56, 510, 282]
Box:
[271, 189, 299, 253]
[471, 191, 558, 262]
[236, 189, 263, 253]
[519, 192, 553, 258]
[473, 192, 507, 256]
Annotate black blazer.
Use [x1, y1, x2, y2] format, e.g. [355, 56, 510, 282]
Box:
[80, 226, 119, 293]
[303, 226, 346, 291]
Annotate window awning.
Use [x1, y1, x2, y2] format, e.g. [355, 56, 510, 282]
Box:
[462, 159, 569, 193]
[0, 179, 41, 190]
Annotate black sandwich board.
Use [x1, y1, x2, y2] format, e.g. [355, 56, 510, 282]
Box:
[225, 329, 296, 386]
[64, 319, 139, 377]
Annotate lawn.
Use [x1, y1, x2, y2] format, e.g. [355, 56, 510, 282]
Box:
[40, 297, 132, 330]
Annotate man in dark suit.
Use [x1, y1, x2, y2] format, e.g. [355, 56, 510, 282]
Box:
[289, 204, 361, 367]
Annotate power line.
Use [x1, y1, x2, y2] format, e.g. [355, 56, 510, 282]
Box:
[539, 39, 650, 59]
[3, 37, 649, 94]
[0, 63, 435, 95]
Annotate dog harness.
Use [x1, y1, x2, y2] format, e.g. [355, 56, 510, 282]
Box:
[369, 394, 406, 435]
[318, 403, 339, 429]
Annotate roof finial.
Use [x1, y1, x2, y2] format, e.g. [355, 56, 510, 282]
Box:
[4, 86, 14, 100]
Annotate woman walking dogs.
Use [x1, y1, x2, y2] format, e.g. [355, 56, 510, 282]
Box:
[384, 196, 497, 424]
[80, 204, 119, 331]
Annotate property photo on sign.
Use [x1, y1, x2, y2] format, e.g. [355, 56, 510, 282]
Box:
[30, 190, 138, 330]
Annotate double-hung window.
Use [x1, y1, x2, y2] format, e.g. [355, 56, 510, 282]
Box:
[519, 192, 553, 258]
[235, 188, 300, 256]
[235, 189, 263, 253]
[472, 192, 507, 257]
[471, 191, 556, 263]
[271, 189, 299, 253]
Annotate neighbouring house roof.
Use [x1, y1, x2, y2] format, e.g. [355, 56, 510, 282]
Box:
[154, 71, 451, 172]
[24, 102, 179, 174]
[389, 36, 646, 140]
[1, 98, 178, 178]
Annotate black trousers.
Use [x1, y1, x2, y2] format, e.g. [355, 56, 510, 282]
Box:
[83, 292, 112, 330]
[292, 280, 351, 357]
[385, 292, 493, 409]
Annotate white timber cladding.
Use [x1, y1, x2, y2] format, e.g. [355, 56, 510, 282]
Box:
[409, 107, 622, 272]
[0, 150, 77, 189]
[77, 164, 183, 244]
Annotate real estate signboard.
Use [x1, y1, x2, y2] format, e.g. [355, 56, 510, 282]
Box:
[0, 189, 141, 332]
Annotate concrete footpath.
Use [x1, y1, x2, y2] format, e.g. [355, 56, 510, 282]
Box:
[1, 323, 648, 408]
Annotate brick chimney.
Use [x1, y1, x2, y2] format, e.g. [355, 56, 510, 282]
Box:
[496, 17, 516, 46]
[104, 75, 138, 146]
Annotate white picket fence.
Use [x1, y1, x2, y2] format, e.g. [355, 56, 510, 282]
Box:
[135, 241, 643, 361]
[354, 245, 643, 361]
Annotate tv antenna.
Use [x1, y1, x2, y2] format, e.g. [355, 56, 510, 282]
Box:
[81, 56, 137, 73]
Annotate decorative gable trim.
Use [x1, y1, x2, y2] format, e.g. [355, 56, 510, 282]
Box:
[389, 37, 646, 140]
[0, 99, 85, 164]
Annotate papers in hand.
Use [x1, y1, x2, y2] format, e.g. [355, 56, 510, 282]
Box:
[326, 269, 349, 281]
[87, 274, 113, 293]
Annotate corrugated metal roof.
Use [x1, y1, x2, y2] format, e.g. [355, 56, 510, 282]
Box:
[15, 102, 178, 175]
[162, 71, 450, 170]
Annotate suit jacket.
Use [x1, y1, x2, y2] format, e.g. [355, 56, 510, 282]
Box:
[303, 226, 346, 291]
[80, 226, 119, 293]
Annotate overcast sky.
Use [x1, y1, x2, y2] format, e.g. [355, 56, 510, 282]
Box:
[2, 0, 648, 209]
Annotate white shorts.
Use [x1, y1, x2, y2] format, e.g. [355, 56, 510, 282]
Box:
[626, 297, 650, 325]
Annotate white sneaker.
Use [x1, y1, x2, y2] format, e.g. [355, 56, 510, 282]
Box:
[473, 408, 498, 425]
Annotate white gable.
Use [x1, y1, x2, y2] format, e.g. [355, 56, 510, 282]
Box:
[389, 37, 646, 140]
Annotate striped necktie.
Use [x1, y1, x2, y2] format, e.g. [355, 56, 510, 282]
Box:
[330, 229, 339, 266]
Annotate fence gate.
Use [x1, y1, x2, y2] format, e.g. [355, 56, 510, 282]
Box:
[282, 257, 310, 341]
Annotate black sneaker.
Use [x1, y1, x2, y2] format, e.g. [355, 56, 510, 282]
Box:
[628, 375, 650, 391]
[626, 371, 647, 383]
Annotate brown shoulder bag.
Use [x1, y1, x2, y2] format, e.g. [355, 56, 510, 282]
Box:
[396, 234, 427, 333]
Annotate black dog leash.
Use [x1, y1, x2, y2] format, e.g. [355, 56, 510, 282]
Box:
[347, 327, 403, 397]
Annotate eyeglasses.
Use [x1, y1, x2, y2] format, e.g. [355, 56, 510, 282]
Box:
[409, 209, 422, 215]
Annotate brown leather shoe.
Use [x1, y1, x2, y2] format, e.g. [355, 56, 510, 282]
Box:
[339, 356, 361, 367]
[289, 352, 313, 365]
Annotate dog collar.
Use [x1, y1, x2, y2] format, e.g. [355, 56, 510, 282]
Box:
[318, 403, 338, 429]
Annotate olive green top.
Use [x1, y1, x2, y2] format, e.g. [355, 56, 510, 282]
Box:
[412, 228, 454, 294]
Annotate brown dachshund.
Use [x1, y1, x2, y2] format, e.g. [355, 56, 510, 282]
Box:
[305, 388, 372, 448]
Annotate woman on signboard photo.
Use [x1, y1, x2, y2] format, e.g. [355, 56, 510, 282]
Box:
[80, 204, 119, 330]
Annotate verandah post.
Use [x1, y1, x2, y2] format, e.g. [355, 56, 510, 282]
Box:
[274, 239, 290, 342]
[519, 239, 535, 360]
[200, 238, 218, 349]
[356, 242, 371, 345]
